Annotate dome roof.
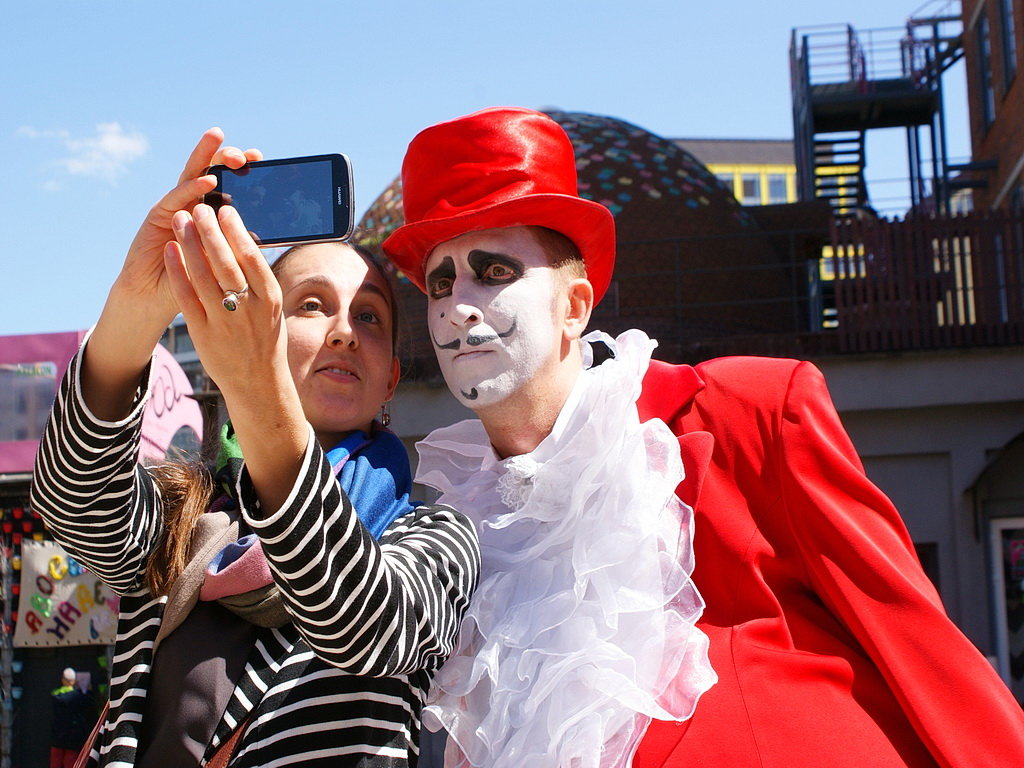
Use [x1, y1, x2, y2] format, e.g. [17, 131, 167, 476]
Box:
[358, 109, 801, 368]
[548, 110, 754, 229]
[358, 109, 754, 246]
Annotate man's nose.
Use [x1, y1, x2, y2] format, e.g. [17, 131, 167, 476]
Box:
[448, 302, 482, 325]
[447, 280, 483, 325]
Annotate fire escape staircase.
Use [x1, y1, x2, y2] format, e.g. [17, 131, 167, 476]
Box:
[813, 131, 867, 213]
[790, 13, 963, 217]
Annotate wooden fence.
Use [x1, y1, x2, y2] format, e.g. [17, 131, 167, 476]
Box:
[830, 211, 1024, 353]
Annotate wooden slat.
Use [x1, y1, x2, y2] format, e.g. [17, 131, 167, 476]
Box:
[831, 209, 1024, 352]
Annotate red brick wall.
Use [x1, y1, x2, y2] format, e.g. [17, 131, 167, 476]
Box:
[962, 0, 1024, 209]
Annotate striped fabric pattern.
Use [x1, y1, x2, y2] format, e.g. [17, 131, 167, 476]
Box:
[31, 346, 479, 767]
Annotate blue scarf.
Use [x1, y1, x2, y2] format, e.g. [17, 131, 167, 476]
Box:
[215, 422, 415, 542]
[325, 427, 417, 539]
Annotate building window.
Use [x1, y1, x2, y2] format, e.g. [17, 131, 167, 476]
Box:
[1011, 183, 1024, 214]
[979, 14, 997, 128]
[767, 174, 789, 203]
[950, 189, 974, 215]
[741, 174, 761, 205]
[1000, 0, 1018, 86]
[716, 173, 735, 197]
[174, 327, 196, 354]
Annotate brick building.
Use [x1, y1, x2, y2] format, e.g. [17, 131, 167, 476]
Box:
[963, 0, 1024, 209]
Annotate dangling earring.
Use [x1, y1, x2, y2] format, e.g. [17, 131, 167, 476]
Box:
[380, 402, 392, 428]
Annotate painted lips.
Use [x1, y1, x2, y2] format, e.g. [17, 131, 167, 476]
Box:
[453, 349, 492, 362]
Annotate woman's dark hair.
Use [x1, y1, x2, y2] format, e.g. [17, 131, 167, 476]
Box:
[146, 461, 214, 595]
[146, 237, 400, 596]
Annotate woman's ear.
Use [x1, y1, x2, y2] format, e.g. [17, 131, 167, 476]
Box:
[385, 356, 401, 401]
[562, 277, 594, 342]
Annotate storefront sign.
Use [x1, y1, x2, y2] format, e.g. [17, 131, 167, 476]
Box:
[0, 330, 204, 473]
[13, 540, 119, 647]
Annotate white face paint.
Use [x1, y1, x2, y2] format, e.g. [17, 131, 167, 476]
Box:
[425, 228, 563, 410]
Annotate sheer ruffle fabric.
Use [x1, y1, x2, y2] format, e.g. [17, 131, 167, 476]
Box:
[416, 330, 716, 767]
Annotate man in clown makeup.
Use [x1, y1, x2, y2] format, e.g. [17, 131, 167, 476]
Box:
[383, 107, 1024, 768]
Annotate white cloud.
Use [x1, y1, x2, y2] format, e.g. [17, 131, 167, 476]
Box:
[18, 122, 149, 186]
[17, 126, 70, 140]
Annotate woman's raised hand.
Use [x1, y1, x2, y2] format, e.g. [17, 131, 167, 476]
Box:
[165, 203, 310, 512]
[163, 202, 288, 400]
[81, 130, 262, 421]
[115, 128, 263, 329]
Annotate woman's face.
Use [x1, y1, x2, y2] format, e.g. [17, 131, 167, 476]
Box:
[274, 243, 399, 448]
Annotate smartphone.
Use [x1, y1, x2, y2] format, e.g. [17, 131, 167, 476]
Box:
[204, 153, 354, 247]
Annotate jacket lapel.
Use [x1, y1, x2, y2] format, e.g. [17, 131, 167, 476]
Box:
[638, 359, 704, 424]
[639, 360, 713, 511]
[206, 624, 299, 758]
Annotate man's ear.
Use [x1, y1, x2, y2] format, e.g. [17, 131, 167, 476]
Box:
[563, 277, 594, 342]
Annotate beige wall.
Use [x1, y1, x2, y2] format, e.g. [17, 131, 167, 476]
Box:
[391, 380, 472, 503]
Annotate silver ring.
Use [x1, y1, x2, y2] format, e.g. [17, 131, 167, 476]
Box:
[221, 285, 249, 312]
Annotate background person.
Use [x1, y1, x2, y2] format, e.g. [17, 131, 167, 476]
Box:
[31, 129, 479, 767]
[50, 667, 94, 768]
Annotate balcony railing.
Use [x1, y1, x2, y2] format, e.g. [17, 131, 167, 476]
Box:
[391, 209, 1024, 373]
[830, 211, 1024, 352]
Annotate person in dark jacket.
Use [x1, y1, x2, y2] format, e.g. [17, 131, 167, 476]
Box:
[51, 668, 95, 768]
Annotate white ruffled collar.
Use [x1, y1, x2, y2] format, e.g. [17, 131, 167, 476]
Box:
[430, 352, 589, 512]
[416, 329, 716, 767]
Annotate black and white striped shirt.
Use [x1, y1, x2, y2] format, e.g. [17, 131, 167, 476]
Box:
[31, 344, 479, 767]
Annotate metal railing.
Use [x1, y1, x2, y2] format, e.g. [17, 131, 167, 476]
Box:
[603, 210, 1024, 359]
[791, 23, 925, 88]
[394, 211, 1024, 369]
[831, 211, 1024, 352]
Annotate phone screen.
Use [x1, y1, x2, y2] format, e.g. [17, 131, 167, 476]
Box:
[206, 154, 353, 246]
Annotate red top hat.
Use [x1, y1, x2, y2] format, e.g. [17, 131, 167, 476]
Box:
[383, 107, 616, 303]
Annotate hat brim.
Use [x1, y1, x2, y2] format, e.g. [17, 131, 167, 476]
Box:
[383, 193, 615, 304]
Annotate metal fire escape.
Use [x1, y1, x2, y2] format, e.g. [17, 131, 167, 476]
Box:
[791, 10, 964, 217]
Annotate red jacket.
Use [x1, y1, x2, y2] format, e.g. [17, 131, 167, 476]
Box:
[634, 356, 1024, 767]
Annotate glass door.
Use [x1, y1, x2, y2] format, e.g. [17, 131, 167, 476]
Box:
[990, 516, 1024, 704]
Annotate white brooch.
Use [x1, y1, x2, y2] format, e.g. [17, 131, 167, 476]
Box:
[496, 454, 540, 509]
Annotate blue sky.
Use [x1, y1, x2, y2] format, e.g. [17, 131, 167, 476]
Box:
[2, 0, 968, 336]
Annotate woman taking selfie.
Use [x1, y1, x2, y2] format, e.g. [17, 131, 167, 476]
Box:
[31, 129, 479, 768]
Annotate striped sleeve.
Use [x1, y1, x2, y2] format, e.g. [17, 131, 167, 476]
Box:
[239, 426, 480, 678]
[29, 339, 163, 594]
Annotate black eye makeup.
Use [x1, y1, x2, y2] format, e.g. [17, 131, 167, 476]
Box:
[468, 250, 525, 284]
[427, 256, 456, 299]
